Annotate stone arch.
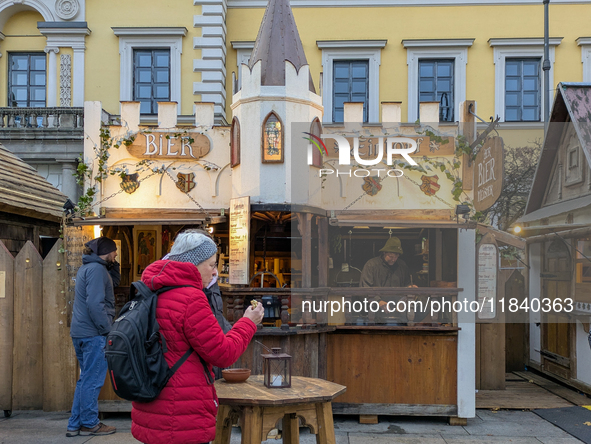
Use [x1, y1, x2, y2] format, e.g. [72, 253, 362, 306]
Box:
[0, 1, 55, 32]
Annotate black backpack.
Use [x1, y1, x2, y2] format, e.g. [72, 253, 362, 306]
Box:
[105, 281, 213, 402]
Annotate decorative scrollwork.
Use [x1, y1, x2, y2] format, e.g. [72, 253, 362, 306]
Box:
[55, 0, 80, 20]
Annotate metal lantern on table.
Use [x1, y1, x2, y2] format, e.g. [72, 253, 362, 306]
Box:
[262, 347, 291, 388]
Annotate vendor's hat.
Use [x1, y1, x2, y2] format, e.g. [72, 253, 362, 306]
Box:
[379, 237, 403, 255]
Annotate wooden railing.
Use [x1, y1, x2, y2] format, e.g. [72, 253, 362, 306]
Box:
[0, 107, 84, 129]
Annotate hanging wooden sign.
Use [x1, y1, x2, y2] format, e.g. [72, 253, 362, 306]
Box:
[474, 136, 504, 212]
[125, 132, 210, 160]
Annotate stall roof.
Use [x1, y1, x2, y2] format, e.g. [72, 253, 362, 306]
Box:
[0, 144, 67, 222]
[520, 194, 591, 223]
[525, 83, 591, 216]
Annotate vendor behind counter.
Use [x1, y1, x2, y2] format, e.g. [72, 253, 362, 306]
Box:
[359, 237, 412, 288]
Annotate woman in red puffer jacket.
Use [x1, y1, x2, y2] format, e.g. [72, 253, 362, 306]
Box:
[131, 231, 264, 444]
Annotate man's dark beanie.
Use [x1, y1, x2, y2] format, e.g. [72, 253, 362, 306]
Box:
[85, 237, 117, 256]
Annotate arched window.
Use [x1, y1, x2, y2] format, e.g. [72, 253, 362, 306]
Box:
[231, 117, 240, 167]
[310, 117, 323, 168]
[262, 111, 283, 163]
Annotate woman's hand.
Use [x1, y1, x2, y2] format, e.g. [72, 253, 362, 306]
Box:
[243, 302, 264, 325]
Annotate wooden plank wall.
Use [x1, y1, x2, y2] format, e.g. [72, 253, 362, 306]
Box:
[327, 333, 457, 405]
[12, 241, 43, 409]
[0, 241, 14, 412]
[43, 241, 77, 411]
[505, 270, 527, 372]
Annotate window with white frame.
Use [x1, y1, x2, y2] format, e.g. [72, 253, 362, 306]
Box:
[403, 39, 473, 123]
[418, 59, 454, 121]
[231, 41, 255, 93]
[505, 58, 541, 122]
[112, 27, 187, 114]
[489, 38, 562, 122]
[133, 49, 171, 114]
[317, 40, 386, 123]
[577, 37, 591, 82]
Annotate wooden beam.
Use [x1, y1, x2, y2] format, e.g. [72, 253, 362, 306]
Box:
[300, 214, 313, 288]
[477, 225, 526, 249]
[332, 403, 457, 416]
[318, 217, 329, 287]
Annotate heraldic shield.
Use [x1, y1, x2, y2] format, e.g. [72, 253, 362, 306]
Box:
[420, 175, 440, 196]
[362, 176, 382, 196]
[176, 172, 196, 193]
[120, 173, 140, 194]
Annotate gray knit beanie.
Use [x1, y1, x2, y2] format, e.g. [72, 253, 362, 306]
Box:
[167, 231, 217, 266]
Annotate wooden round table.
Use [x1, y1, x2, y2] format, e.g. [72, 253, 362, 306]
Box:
[214, 376, 346, 444]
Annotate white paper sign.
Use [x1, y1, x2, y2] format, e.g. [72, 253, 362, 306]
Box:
[478, 243, 497, 320]
[229, 197, 250, 285]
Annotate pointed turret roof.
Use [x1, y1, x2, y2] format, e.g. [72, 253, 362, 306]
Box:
[248, 0, 316, 93]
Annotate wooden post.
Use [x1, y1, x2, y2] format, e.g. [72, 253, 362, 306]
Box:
[0, 241, 14, 414]
[214, 405, 233, 444]
[43, 241, 77, 411]
[241, 406, 264, 444]
[315, 402, 336, 444]
[12, 241, 43, 409]
[318, 217, 329, 287]
[477, 233, 505, 390]
[283, 413, 300, 444]
[298, 214, 313, 288]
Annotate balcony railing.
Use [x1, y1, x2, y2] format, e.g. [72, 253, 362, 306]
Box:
[0, 107, 84, 129]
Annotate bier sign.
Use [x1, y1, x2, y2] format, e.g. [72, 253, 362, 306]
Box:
[125, 132, 211, 160]
[474, 136, 504, 212]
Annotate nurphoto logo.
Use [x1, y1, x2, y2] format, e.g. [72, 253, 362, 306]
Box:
[304, 131, 421, 178]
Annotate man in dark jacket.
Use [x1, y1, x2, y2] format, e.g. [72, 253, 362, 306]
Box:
[203, 280, 232, 379]
[66, 237, 120, 437]
[360, 237, 411, 288]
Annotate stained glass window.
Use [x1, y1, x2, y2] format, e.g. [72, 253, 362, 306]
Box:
[262, 112, 283, 163]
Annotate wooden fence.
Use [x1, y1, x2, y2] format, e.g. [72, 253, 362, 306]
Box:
[0, 239, 77, 413]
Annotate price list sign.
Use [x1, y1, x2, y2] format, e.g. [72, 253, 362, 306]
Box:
[229, 196, 250, 285]
[477, 242, 498, 320]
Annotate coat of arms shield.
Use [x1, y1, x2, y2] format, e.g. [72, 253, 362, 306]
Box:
[176, 172, 196, 193]
[120, 173, 140, 194]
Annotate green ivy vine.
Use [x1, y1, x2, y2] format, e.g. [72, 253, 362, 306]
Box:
[73, 125, 213, 217]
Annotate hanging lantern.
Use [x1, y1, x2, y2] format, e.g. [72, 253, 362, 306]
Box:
[262, 347, 291, 388]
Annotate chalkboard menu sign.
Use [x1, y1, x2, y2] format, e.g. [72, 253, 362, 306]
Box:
[64, 225, 94, 326]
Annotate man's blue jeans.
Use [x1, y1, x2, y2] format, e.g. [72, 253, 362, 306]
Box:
[67, 336, 107, 430]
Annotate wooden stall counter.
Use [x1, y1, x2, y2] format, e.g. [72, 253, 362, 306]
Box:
[328, 325, 459, 417]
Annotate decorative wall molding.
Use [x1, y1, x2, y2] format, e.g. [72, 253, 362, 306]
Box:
[55, 0, 80, 20]
[228, 0, 591, 7]
[194, 0, 228, 122]
[60, 53, 71, 106]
